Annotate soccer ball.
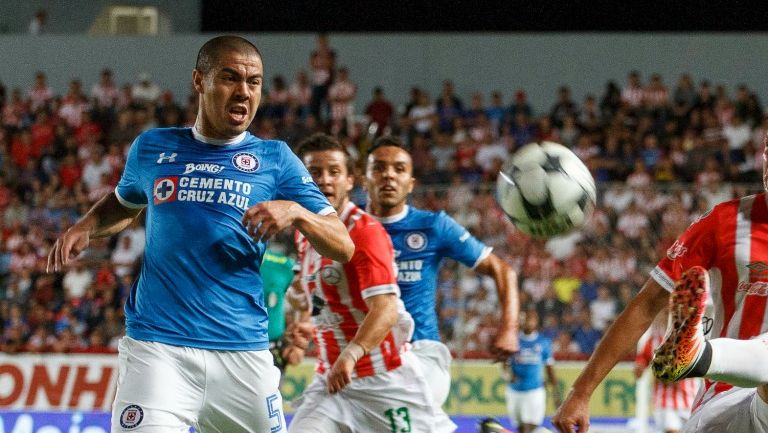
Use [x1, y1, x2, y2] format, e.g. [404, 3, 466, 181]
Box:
[496, 141, 596, 239]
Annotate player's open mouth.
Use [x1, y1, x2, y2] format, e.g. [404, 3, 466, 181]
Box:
[228, 106, 248, 123]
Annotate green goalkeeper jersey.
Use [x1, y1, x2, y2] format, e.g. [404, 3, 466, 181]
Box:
[261, 250, 296, 341]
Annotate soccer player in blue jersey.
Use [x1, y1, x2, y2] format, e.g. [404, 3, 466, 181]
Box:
[364, 136, 520, 407]
[47, 35, 353, 433]
[503, 310, 560, 433]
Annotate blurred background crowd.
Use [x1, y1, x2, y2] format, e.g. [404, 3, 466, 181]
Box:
[1, 34, 765, 360]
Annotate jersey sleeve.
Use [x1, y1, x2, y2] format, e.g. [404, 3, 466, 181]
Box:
[347, 219, 399, 299]
[274, 141, 334, 216]
[436, 211, 492, 268]
[115, 135, 148, 209]
[650, 207, 718, 292]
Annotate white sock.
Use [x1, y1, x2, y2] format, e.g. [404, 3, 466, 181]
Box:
[707, 335, 768, 387]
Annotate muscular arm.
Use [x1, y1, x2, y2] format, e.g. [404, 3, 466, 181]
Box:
[553, 278, 669, 433]
[546, 364, 562, 406]
[82, 192, 144, 238]
[326, 293, 399, 393]
[294, 209, 354, 263]
[350, 293, 399, 352]
[570, 279, 668, 398]
[475, 253, 520, 355]
[48, 192, 143, 272]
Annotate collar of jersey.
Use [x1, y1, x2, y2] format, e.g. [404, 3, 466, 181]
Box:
[339, 201, 356, 221]
[191, 126, 246, 146]
[371, 205, 409, 224]
[521, 331, 539, 341]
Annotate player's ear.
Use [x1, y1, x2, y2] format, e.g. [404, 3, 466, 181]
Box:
[407, 177, 416, 193]
[346, 174, 355, 193]
[192, 69, 204, 93]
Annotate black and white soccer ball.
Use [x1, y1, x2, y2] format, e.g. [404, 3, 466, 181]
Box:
[496, 141, 596, 239]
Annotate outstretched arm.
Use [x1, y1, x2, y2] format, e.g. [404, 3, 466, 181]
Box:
[552, 278, 669, 433]
[327, 293, 399, 393]
[47, 192, 143, 272]
[475, 253, 520, 358]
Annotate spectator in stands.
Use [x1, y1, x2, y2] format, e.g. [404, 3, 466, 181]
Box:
[550, 86, 577, 128]
[28, 71, 53, 112]
[28, 9, 47, 35]
[131, 72, 162, 105]
[364, 86, 394, 135]
[509, 89, 533, 120]
[288, 69, 312, 119]
[436, 79, 464, 132]
[91, 68, 119, 109]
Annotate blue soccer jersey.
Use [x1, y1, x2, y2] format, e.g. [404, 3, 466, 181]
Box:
[508, 331, 554, 392]
[376, 206, 491, 341]
[115, 127, 333, 350]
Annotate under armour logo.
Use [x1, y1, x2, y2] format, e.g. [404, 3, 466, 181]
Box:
[157, 152, 177, 163]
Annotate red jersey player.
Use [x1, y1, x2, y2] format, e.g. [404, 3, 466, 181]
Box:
[286, 133, 455, 433]
[554, 139, 768, 433]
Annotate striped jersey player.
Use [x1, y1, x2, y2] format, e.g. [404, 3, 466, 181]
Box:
[288, 133, 454, 433]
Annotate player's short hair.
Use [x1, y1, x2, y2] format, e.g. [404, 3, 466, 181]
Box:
[195, 35, 262, 75]
[367, 135, 408, 156]
[297, 133, 354, 173]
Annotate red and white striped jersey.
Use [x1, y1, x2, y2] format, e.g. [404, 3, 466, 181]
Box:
[636, 331, 698, 411]
[328, 80, 357, 120]
[651, 192, 768, 410]
[296, 202, 413, 379]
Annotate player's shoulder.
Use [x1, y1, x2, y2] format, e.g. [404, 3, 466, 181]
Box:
[139, 127, 189, 142]
[690, 195, 746, 226]
[241, 133, 291, 153]
[132, 127, 192, 151]
[403, 206, 445, 228]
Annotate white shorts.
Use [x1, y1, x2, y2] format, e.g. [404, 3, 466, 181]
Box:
[681, 387, 768, 433]
[654, 408, 690, 431]
[411, 339, 453, 406]
[111, 337, 286, 433]
[505, 386, 546, 426]
[289, 351, 456, 433]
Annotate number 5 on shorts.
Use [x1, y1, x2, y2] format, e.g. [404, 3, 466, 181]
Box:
[267, 393, 283, 433]
[384, 406, 412, 433]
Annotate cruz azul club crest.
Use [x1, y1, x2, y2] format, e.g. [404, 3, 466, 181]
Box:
[232, 152, 259, 173]
[405, 232, 427, 251]
[120, 404, 144, 429]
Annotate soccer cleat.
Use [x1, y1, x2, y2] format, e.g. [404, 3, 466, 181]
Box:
[652, 265, 709, 383]
[478, 417, 513, 433]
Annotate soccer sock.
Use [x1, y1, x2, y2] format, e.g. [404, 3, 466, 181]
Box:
[705, 336, 768, 387]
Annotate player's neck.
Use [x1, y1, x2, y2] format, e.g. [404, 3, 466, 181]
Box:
[369, 203, 409, 223]
[192, 121, 246, 145]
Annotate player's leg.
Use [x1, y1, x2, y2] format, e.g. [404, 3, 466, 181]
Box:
[518, 387, 546, 433]
[678, 387, 768, 433]
[288, 408, 351, 433]
[654, 408, 684, 433]
[197, 349, 286, 433]
[111, 337, 200, 432]
[504, 386, 521, 431]
[652, 266, 768, 390]
[410, 339, 453, 406]
[287, 375, 349, 433]
[344, 352, 456, 432]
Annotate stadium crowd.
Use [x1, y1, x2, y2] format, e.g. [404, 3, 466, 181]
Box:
[1, 37, 766, 359]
